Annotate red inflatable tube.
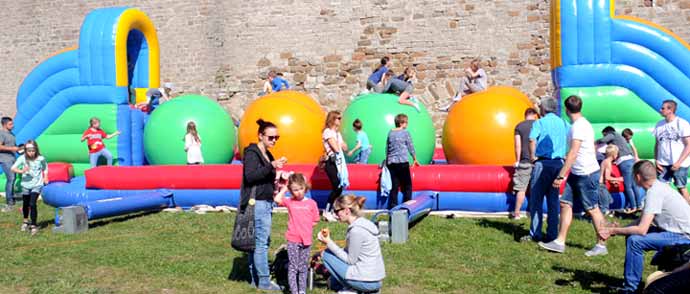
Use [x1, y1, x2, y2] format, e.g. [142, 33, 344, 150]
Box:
[85, 164, 515, 192]
[47, 162, 73, 183]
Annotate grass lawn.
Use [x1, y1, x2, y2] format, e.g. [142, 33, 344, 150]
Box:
[0, 201, 655, 294]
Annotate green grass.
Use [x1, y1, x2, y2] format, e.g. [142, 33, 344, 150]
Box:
[0, 201, 656, 294]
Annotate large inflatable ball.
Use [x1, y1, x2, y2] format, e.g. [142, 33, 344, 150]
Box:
[442, 86, 534, 165]
[238, 91, 325, 164]
[144, 94, 236, 164]
[342, 93, 435, 164]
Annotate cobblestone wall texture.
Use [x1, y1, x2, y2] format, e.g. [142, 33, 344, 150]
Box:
[1, 0, 689, 137]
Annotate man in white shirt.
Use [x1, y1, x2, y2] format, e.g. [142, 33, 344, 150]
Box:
[654, 99, 690, 204]
[539, 95, 609, 257]
[600, 160, 690, 294]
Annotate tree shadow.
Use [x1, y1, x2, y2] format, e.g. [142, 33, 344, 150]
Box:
[552, 265, 624, 293]
[476, 219, 530, 242]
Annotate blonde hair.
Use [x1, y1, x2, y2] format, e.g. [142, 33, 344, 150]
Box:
[325, 110, 342, 130]
[334, 195, 366, 217]
[605, 144, 619, 158]
[288, 173, 310, 192]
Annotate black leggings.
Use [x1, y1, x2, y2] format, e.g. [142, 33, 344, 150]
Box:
[22, 192, 39, 226]
[324, 156, 342, 210]
[387, 162, 412, 209]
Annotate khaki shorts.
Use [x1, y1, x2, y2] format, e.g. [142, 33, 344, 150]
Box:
[512, 162, 533, 192]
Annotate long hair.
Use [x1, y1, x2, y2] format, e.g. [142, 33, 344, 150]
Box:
[324, 111, 341, 130]
[89, 117, 101, 130]
[334, 195, 366, 217]
[186, 121, 201, 143]
[24, 140, 41, 161]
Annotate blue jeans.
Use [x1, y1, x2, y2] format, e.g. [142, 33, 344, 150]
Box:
[354, 149, 371, 164]
[248, 200, 273, 286]
[323, 250, 382, 292]
[89, 149, 113, 167]
[561, 171, 601, 211]
[528, 159, 563, 242]
[1, 161, 16, 205]
[618, 159, 644, 209]
[622, 229, 690, 292]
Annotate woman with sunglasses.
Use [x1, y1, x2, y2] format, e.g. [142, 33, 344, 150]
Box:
[241, 119, 287, 291]
[317, 195, 385, 293]
[11, 140, 48, 236]
[322, 111, 349, 222]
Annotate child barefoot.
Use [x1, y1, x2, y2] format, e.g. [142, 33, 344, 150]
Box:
[11, 140, 48, 236]
[274, 173, 320, 294]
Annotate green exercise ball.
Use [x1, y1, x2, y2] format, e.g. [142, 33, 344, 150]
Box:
[342, 93, 435, 164]
[143, 94, 236, 164]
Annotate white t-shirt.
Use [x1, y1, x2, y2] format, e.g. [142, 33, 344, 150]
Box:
[568, 117, 600, 175]
[322, 128, 343, 156]
[185, 133, 204, 164]
[653, 117, 690, 167]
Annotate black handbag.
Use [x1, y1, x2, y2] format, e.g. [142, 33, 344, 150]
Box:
[231, 186, 257, 252]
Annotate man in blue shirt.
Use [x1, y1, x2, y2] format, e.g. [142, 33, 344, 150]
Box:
[521, 97, 570, 243]
[268, 71, 290, 92]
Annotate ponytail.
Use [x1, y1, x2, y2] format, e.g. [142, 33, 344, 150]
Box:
[334, 194, 366, 217]
[257, 119, 277, 135]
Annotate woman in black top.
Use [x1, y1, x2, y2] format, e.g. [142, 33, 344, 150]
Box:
[242, 119, 286, 291]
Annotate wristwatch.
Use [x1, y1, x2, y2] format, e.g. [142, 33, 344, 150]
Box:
[556, 176, 565, 180]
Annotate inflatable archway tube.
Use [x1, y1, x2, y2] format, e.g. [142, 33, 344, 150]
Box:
[82, 190, 172, 219]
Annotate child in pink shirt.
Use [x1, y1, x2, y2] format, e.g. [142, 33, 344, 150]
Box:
[274, 173, 320, 294]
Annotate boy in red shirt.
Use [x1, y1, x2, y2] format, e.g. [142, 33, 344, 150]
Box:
[81, 117, 120, 167]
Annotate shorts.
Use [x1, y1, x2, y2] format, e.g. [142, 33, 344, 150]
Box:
[561, 171, 601, 211]
[512, 162, 533, 192]
[658, 165, 689, 188]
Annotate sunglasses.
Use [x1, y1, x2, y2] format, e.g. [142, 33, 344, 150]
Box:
[334, 207, 345, 214]
[266, 135, 280, 141]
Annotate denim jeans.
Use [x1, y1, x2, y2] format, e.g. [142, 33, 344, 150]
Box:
[1, 161, 15, 205]
[89, 149, 113, 167]
[248, 200, 273, 286]
[528, 159, 563, 241]
[323, 250, 382, 292]
[622, 229, 690, 292]
[618, 159, 644, 209]
[354, 148, 371, 164]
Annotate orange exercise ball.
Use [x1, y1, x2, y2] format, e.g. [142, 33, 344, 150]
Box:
[442, 86, 535, 165]
[238, 91, 326, 164]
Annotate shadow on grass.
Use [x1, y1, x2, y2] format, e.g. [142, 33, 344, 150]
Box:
[88, 210, 161, 229]
[228, 254, 252, 284]
[552, 265, 623, 293]
[476, 219, 530, 242]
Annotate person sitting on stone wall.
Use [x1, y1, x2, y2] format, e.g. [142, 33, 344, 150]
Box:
[439, 58, 488, 111]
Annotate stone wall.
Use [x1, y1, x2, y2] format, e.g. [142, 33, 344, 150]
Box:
[2, 0, 690, 138]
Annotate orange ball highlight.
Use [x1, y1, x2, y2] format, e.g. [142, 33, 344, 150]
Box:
[238, 91, 326, 164]
[442, 86, 535, 165]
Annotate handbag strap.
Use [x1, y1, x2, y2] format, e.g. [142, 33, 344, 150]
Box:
[249, 185, 257, 200]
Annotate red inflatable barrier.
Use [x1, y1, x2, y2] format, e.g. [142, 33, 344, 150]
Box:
[47, 162, 73, 183]
[84, 164, 516, 192]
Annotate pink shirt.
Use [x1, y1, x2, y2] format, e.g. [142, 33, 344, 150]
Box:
[280, 197, 320, 245]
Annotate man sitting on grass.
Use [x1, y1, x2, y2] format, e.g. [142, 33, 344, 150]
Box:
[600, 160, 690, 294]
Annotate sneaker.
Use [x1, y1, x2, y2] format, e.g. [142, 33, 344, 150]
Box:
[30, 226, 39, 236]
[509, 212, 526, 220]
[520, 235, 537, 242]
[20, 222, 29, 232]
[412, 102, 421, 112]
[257, 281, 281, 291]
[337, 288, 358, 294]
[323, 211, 338, 222]
[538, 240, 566, 253]
[1, 205, 14, 213]
[585, 244, 608, 257]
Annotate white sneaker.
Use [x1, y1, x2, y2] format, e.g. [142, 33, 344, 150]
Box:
[337, 288, 357, 294]
[20, 222, 29, 232]
[30, 226, 39, 236]
[323, 211, 338, 222]
[584, 245, 608, 257]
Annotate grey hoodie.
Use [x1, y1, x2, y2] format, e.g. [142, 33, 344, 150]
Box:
[327, 217, 386, 281]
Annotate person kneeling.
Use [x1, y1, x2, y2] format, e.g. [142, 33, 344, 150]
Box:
[317, 195, 385, 294]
